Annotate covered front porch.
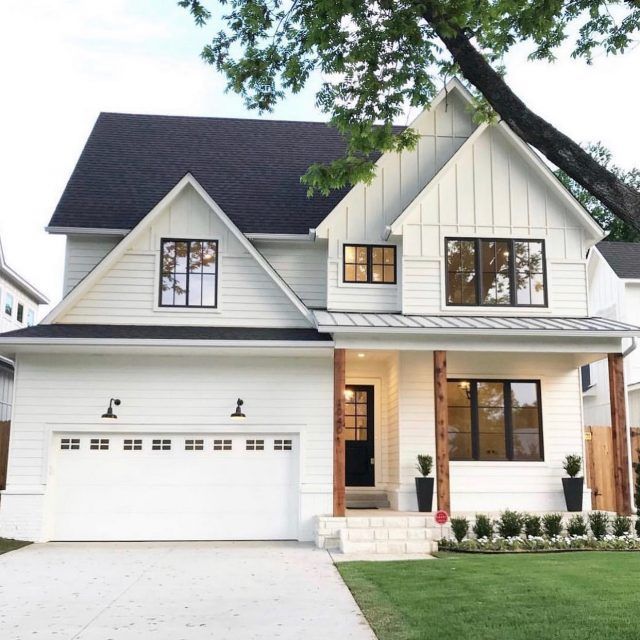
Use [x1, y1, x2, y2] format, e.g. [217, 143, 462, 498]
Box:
[321, 312, 638, 532]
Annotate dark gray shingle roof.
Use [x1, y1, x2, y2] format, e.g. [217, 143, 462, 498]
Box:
[596, 241, 640, 279]
[48, 113, 367, 234]
[0, 324, 331, 342]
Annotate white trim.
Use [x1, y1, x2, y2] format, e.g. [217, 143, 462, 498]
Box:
[245, 233, 312, 242]
[316, 324, 639, 338]
[0, 337, 333, 348]
[45, 226, 129, 236]
[42, 174, 315, 325]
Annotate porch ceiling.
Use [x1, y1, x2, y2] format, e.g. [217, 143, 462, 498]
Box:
[314, 311, 640, 338]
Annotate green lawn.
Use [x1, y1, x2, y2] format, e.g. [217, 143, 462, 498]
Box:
[0, 538, 30, 556]
[338, 552, 640, 640]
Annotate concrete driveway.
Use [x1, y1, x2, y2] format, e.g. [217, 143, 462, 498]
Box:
[0, 542, 375, 640]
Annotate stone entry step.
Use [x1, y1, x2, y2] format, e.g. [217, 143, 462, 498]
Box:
[345, 489, 391, 510]
[316, 515, 438, 555]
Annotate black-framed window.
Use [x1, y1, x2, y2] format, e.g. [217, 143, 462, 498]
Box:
[343, 244, 396, 284]
[446, 238, 546, 306]
[448, 379, 543, 461]
[160, 239, 218, 307]
[17, 303, 24, 323]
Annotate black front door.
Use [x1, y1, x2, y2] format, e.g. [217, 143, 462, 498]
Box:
[345, 385, 375, 487]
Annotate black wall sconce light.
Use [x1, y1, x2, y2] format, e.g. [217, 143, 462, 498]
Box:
[102, 398, 121, 419]
[230, 398, 245, 420]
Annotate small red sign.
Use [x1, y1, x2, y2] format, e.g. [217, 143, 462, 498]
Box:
[435, 510, 449, 525]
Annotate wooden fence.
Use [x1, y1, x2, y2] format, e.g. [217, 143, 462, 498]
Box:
[584, 426, 639, 511]
[0, 421, 10, 491]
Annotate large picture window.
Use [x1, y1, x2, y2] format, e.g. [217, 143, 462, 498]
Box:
[160, 239, 218, 307]
[343, 245, 396, 284]
[446, 238, 546, 306]
[448, 379, 543, 461]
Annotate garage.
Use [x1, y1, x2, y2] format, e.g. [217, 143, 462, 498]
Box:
[50, 432, 300, 541]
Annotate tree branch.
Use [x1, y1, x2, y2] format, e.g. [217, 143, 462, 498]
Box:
[422, 6, 640, 233]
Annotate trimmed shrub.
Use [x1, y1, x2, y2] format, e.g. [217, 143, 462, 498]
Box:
[416, 454, 433, 476]
[450, 517, 469, 542]
[612, 515, 632, 537]
[542, 513, 564, 538]
[589, 511, 609, 540]
[567, 515, 588, 536]
[563, 454, 582, 477]
[497, 510, 523, 538]
[636, 518, 640, 538]
[473, 514, 493, 539]
[523, 514, 542, 538]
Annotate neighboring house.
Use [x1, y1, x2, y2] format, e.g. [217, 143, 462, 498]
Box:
[0, 79, 637, 545]
[0, 237, 48, 334]
[583, 241, 640, 428]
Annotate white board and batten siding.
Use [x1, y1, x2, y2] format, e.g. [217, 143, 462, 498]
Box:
[399, 126, 592, 317]
[0, 352, 334, 542]
[318, 90, 476, 313]
[58, 185, 310, 328]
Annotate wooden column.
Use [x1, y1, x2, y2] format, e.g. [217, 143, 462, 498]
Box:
[433, 350, 451, 514]
[608, 353, 632, 515]
[333, 348, 346, 516]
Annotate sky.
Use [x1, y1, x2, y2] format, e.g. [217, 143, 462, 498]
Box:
[0, 0, 638, 314]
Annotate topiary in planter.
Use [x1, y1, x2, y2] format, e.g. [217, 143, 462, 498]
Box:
[523, 514, 542, 538]
[589, 511, 609, 540]
[473, 514, 493, 539]
[542, 513, 564, 538]
[567, 515, 588, 536]
[450, 517, 469, 542]
[497, 510, 523, 538]
[612, 515, 632, 537]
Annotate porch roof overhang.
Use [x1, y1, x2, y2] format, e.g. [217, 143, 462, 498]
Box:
[0, 324, 334, 358]
[314, 311, 640, 361]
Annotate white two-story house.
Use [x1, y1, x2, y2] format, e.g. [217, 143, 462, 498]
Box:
[0, 80, 636, 546]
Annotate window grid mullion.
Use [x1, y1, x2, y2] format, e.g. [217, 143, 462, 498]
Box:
[470, 382, 480, 461]
[504, 382, 515, 460]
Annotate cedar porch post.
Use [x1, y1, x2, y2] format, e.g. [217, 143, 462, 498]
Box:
[433, 350, 451, 514]
[608, 353, 633, 515]
[333, 348, 346, 516]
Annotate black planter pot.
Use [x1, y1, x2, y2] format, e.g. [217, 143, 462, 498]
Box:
[415, 476, 435, 512]
[562, 477, 584, 512]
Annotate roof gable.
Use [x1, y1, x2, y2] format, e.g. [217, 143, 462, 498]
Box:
[44, 174, 313, 325]
[0, 238, 49, 304]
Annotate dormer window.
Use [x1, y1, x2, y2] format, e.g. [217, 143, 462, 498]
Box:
[159, 239, 218, 307]
[445, 238, 546, 307]
[343, 245, 396, 284]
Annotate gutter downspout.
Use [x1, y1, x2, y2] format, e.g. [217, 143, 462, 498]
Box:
[621, 337, 638, 514]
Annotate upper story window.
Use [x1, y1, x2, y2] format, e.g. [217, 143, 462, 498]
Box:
[343, 245, 396, 284]
[159, 239, 218, 308]
[17, 303, 24, 323]
[26, 309, 35, 327]
[4, 293, 13, 317]
[446, 238, 546, 307]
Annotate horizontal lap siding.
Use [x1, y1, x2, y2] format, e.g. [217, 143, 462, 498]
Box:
[254, 241, 327, 308]
[63, 236, 120, 295]
[1, 353, 333, 539]
[393, 352, 584, 511]
[327, 261, 400, 312]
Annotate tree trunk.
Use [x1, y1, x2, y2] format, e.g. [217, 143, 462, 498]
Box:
[422, 8, 640, 232]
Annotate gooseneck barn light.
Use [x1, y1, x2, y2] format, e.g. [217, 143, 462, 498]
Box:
[230, 398, 245, 420]
[101, 398, 121, 419]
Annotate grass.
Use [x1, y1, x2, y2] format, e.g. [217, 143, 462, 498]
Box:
[338, 552, 640, 640]
[0, 538, 30, 556]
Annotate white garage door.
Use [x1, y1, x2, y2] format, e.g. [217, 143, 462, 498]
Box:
[51, 432, 299, 541]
